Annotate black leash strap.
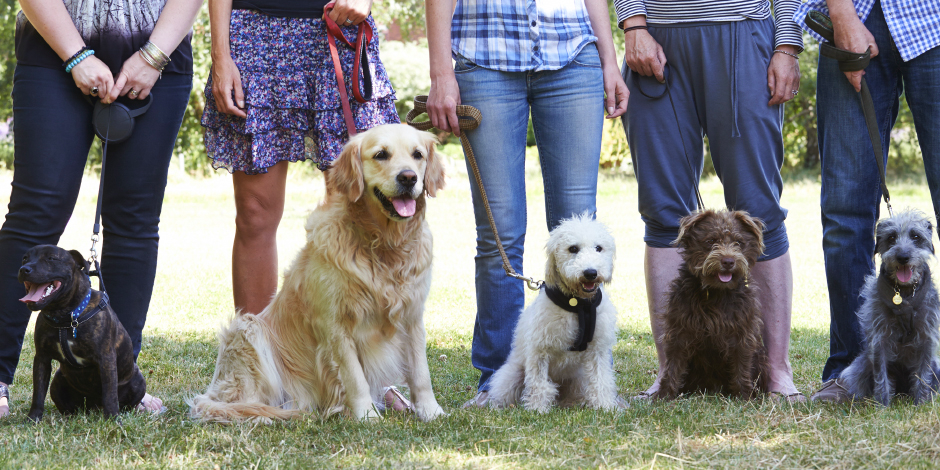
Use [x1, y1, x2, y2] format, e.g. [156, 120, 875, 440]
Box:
[88, 106, 110, 294]
[631, 65, 705, 212]
[807, 11, 893, 217]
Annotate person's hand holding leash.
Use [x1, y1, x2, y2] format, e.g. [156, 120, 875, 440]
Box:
[427, 71, 461, 136]
[109, 52, 161, 102]
[829, 2, 879, 92]
[70, 56, 114, 102]
[622, 16, 667, 83]
[767, 45, 801, 105]
[327, 0, 372, 27]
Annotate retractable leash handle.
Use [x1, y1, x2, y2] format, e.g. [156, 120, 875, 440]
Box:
[806, 10, 893, 217]
[406, 96, 543, 291]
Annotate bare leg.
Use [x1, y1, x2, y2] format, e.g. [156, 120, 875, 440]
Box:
[751, 251, 800, 396]
[232, 162, 288, 314]
[641, 246, 682, 396]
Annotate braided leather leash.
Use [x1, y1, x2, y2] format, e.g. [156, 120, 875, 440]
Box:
[407, 96, 542, 290]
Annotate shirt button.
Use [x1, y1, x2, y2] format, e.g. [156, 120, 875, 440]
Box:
[531, 20, 536, 27]
[533, 45, 539, 52]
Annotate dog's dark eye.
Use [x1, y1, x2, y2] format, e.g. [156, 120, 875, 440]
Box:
[595, 246, 603, 252]
[705, 239, 715, 246]
[568, 246, 580, 254]
[912, 233, 921, 241]
[373, 150, 388, 160]
[412, 150, 424, 160]
[888, 235, 897, 244]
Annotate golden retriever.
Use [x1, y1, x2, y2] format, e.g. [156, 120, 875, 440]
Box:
[189, 124, 447, 422]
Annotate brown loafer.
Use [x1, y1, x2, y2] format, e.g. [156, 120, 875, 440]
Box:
[810, 378, 851, 404]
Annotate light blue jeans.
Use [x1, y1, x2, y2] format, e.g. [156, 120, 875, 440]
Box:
[454, 43, 605, 391]
[818, 1, 940, 381]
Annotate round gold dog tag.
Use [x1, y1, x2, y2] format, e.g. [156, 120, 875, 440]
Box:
[569, 298, 578, 307]
[893, 292, 902, 305]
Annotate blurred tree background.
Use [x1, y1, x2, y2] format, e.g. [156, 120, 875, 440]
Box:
[0, 0, 923, 177]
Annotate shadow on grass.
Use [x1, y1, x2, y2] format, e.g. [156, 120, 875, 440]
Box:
[5, 327, 940, 468]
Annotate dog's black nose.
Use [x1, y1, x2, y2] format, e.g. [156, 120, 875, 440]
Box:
[397, 170, 418, 189]
[721, 257, 735, 270]
[897, 255, 910, 265]
[583, 269, 597, 280]
[19, 265, 30, 276]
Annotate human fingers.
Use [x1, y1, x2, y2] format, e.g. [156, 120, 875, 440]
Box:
[652, 47, 667, 83]
[211, 62, 247, 117]
[71, 57, 114, 99]
[845, 70, 864, 93]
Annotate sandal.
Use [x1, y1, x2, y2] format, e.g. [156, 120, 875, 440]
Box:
[375, 386, 414, 413]
[135, 393, 167, 415]
[0, 382, 9, 418]
[769, 391, 807, 403]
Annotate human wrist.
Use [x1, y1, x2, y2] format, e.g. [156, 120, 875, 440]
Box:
[619, 14, 647, 30]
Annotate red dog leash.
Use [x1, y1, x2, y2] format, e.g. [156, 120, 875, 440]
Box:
[323, 2, 374, 137]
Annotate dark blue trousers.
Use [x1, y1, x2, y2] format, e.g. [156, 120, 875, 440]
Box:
[0, 65, 191, 385]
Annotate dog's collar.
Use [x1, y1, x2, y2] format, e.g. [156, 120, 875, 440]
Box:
[42, 290, 109, 336]
[543, 285, 603, 352]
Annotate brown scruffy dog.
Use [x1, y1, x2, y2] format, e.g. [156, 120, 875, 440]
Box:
[653, 209, 770, 400]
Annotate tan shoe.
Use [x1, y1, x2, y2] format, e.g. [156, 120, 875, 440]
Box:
[810, 378, 851, 404]
[461, 391, 489, 409]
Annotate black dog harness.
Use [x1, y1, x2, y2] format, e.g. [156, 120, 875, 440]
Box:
[543, 285, 602, 352]
[42, 291, 110, 368]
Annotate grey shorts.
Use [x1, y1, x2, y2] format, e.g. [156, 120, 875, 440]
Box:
[622, 18, 789, 261]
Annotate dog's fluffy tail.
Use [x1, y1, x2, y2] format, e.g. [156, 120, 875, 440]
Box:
[188, 313, 300, 423]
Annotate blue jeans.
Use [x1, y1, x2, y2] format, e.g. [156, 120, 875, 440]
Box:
[454, 44, 604, 391]
[818, 1, 940, 381]
[0, 65, 191, 385]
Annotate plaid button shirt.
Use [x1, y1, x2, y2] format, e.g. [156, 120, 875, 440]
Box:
[794, 0, 940, 61]
[451, 0, 598, 72]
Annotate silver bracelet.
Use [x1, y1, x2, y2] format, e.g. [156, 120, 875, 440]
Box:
[773, 49, 800, 60]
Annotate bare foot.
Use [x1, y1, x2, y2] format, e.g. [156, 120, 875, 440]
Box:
[135, 393, 166, 414]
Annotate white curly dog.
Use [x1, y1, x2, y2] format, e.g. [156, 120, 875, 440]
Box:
[487, 213, 620, 412]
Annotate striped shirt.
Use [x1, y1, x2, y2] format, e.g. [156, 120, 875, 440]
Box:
[794, 0, 940, 62]
[451, 0, 598, 72]
[613, 0, 804, 50]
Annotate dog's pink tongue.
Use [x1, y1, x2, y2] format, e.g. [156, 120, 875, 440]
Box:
[392, 197, 416, 217]
[897, 265, 913, 283]
[718, 273, 733, 283]
[19, 282, 50, 303]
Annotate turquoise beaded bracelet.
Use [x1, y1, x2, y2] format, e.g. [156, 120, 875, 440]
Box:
[65, 50, 95, 73]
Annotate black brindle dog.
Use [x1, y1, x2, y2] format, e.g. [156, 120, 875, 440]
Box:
[21, 245, 145, 422]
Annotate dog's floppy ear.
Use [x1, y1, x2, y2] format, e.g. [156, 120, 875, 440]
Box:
[673, 210, 711, 249]
[421, 131, 445, 197]
[543, 236, 565, 289]
[733, 210, 766, 254]
[326, 133, 366, 202]
[874, 218, 895, 256]
[68, 249, 89, 274]
[927, 220, 935, 254]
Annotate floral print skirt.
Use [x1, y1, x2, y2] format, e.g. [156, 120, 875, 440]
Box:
[201, 10, 400, 174]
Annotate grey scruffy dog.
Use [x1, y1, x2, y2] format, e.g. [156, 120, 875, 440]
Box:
[841, 210, 940, 405]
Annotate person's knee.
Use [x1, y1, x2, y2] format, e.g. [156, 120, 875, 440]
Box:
[235, 191, 283, 239]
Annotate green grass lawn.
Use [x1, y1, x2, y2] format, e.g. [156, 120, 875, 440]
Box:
[2, 156, 940, 469]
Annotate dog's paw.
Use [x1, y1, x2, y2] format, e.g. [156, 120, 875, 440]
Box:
[415, 403, 446, 422]
[522, 398, 553, 414]
[26, 411, 42, 423]
[354, 406, 383, 421]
